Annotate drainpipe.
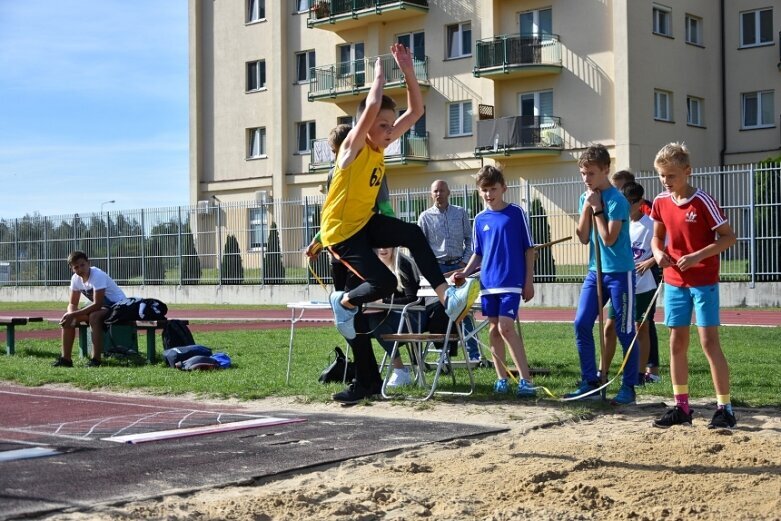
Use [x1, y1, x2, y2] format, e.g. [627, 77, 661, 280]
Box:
[719, 0, 726, 167]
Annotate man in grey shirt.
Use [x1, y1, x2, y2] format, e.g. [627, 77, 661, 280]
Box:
[418, 180, 480, 362]
[417, 180, 473, 273]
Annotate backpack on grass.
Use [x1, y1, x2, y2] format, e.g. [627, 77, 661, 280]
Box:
[163, 344, 212, 368]
[162, 319, 195, 349]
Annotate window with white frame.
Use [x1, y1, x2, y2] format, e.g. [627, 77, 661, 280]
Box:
[296, 50, 316, 83]
[654, 90, 673, 121]
[297, 121, 316, 152]
[246, 60, 266, 91]
[247, 127, 266, 158]
[687, 96, 703, 126]
[337, 42, 365, 85]
[296, 0, 312, 13]
[397, 31, 425, 60]
[685, 14, 703, 45]
[448, 101, 472, 136]
[247, 0, 265, 23]
[519, 90, 554, 123]
[337, 115, 353, 127]
[742, 91, 775, 128]
[249, 207, 268, 250]
[740, 8, 773, 47]
[653, 5, 672, 36]
[520, 8, 552, 36]
[446, 22, 471, 59]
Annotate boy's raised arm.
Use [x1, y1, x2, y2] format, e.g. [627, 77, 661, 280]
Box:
[338, 57, 385, 168]
[387, 43, 424, 142]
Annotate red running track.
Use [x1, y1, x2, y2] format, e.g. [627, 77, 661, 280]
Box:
[1, 307, 779, 343]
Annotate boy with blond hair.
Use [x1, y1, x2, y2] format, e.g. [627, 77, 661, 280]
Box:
[650, 143, 737, 429]
[454, 166, 537, 397]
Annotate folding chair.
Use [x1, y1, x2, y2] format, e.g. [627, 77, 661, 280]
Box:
[380, 301, 476, 401]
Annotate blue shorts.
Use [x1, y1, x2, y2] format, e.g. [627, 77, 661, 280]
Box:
[664, 283, 720, 327]
[481, 292, 521, 319]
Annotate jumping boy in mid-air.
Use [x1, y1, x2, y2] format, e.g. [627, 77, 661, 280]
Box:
[565, 144, 639, 405]
[454, 166, 537, 397]
[650, 142, 737, 429]
[319, 43, 478, 403]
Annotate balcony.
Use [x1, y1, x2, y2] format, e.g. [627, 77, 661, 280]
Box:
[474, 115, 564, 158]
[308, 53, 429, 102]
[309, 132, 429, 172]
[308, 0, 428, 31]
[473, 34, 563, 79]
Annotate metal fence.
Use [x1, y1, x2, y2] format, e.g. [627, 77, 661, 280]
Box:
[1, 163, 779, 287]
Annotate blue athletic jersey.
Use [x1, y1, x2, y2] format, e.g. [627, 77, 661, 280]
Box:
[578, 186, 634, 273]
[473, 203, 534, 294]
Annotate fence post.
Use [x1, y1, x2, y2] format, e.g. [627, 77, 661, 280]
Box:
[43, 217, 49, 286]
[216, 202, 222, 286]
[105, 211, 111, 276]
[140, 209, 146, 284]
[524, 179, 531, 212]
[177, 206, 183, 286]
[13, 218, 18, 287]
[749, 164, 756, 288]
[304, 196, 311, 285]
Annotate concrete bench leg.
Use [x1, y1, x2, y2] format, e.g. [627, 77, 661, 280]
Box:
[5, 325, 15, 356]
[78, 326, 90, 358]
[142, 328, 157, 364]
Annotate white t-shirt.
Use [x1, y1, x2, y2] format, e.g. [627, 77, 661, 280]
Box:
[630, 214, 657, 294]
[70, 267, 126, 306]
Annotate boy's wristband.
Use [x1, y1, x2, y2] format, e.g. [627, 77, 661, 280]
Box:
[593, 210, 604, 216]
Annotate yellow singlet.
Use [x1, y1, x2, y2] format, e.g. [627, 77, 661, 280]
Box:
[320, 145, 385, 247]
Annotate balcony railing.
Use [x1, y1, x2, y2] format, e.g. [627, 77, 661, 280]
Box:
[474, 34, 562, 78]
[475, 115, 563, 157]
[308, 0, 428, 30]
[309, 132, 429, 172]
[309, 53, 429, 102]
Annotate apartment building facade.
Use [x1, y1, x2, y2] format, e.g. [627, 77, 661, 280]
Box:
[189, 0, 779, 239]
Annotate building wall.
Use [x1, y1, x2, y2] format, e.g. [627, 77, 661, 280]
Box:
[190, 0, 780, 207]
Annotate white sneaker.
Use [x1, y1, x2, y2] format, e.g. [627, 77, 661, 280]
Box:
[387, 368, 412, 388]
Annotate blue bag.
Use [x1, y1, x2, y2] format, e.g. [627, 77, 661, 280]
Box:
[211, 352, 232, 368]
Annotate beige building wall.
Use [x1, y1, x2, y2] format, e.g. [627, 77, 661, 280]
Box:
[190, 0, 780, 208]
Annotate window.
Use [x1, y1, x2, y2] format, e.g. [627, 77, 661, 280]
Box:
[448, 101, 472, 136]
[519, 90, 554, 122]
[742, 91, 775, 128]
[337, 116, 353, 127]
[249, 207, 268, 250]
[297, 121, 316, 152]
[520, 8, 552, 35]
[653, 5, 672, 36]
[246, 60, 266, 91]
[397, 31, 425, 60]
[740, 8, 773, 47]
[247, 0, 265, 23]
[296, 50, 316, 83]
[687, 96, 703, 126]
[296, 0, 312, 12]
[654, 90, 672, 121]
[337, 43, 365, 86]
[247, 127, 266, 158]
[685, 15, 702, 45]
[446, 22, 471, 59]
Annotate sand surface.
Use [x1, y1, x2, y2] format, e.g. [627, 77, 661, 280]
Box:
[47, 396, 781, 521]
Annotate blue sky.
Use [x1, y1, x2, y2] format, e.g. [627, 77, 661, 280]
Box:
[0, 1, 189, 219]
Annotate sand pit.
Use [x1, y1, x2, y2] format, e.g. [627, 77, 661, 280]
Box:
[43, 397, 781, 521]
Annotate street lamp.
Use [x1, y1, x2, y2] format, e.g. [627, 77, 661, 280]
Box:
[101, 200, 115, 274]
[101, 200, 116, 213]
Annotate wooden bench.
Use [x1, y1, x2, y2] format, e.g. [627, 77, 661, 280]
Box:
[73, 319, 188, 364]
[1, 316, 44, 355]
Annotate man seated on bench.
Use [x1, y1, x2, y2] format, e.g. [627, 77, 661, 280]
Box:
[53, 250, 126, 368]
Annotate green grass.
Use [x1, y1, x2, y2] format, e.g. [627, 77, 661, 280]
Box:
[2, 322, 779, 407]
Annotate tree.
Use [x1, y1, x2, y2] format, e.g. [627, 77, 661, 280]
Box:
[180, 221, 202, 285]
[754, 158, 781, 281]
[220, 234, 245, 284]
[529, 198, 556, 282]
[263, 221, 285, 283]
